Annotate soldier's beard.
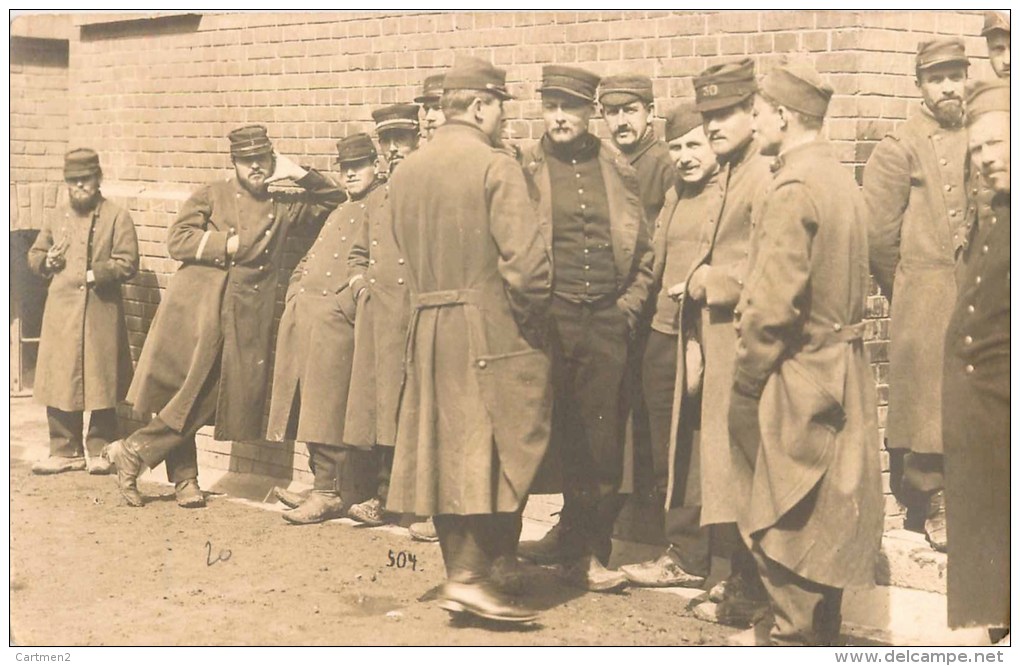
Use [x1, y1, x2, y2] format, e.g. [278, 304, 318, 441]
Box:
[69, 190, 100, 213]
[932, 99, 964, 127]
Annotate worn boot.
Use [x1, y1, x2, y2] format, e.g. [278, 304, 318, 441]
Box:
[438, 580, 540, 623]
[620, 545, 707, 588]
[714, 572, 771, 628]
[175, 479, 206, 509]
[924, 490, 948, 553]
[32, 456, 86, 475]
[557, 554, 628, 593]
[409, 517, 439, 542]
[282, 491, 345, 525]
[101, 440, 144, 507]
[518, 521, 572, 565]
[348, 496, 386, 526]
[271, 486, 309, 509]
[87, 455, 113, 476]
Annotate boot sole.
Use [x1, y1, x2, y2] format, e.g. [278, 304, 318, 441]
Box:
[438, 599, 539, 623]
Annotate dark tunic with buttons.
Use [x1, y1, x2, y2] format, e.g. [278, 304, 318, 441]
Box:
[343, 180, 413, 449]
[863, 106, 969, 456]
[127, 171, 342, 442]
[625, 127, 677, 230]
[29, 196, 139, 412]
[943, 194, 1009, 628]
[266, 179, 380, 445]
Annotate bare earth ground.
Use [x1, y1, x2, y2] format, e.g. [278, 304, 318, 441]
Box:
[9, 457, 736, 646]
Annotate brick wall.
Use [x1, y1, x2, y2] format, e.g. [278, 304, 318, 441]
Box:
[23, 10, 993, 499]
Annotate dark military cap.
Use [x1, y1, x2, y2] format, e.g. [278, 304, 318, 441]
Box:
[664, 103, 704, 142]
[414, 74, 445, 103]
[538, 65, 600, 103]
[444, 56, 513, 100]
[693, 58, 757, 112]
[63, 148, 102, 179]
[965, 78, 1010, 125]
[599, 73, 655, 107]
[228, 124, 273, 158]
[982, 10, 1010, 37]
[372, 104, 420, 132]
[760, 64, 834, 118]
[335, 133, 378, 165]
[916, 38, 970, 71]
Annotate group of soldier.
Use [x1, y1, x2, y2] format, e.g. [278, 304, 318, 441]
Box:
[27, 11, 1009, 646]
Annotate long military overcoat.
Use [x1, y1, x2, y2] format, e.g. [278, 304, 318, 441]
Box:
[266, 181, 379, 445]
[863, 107, 969, 456]
[386, 121, 553, 516]
[127, 171, 342, 442]
[29, 197, 139, 412]
[731, 141, 883, 589]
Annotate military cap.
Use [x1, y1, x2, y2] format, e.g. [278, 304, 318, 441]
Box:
[982, 10, 1010, 37]
[63, 148, 102, 179]
[693, 58, 757, 112]
[228, 124, 273, 158]
[760, 64, 834, 118]
[444, 56, 513, 100]
[664, 103, 704, 142]
[414, 74, 445, 103]
[916, 38, 970, 71]
[335, 133, 378, 165]
[965, 78, 1010, 124]
[538, 65, 601, 103]
[599, 73, 655, 107]
[372, 104, 420, 132]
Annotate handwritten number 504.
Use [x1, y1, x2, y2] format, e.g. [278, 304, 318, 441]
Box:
[387, 549, 417, 571]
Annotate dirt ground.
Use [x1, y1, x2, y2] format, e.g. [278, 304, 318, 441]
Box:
[9, 456, 737, 647]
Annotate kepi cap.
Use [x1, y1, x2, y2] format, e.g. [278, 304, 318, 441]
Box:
[64, 148, 102, 179]
[664, 103, 704, 142]
[759, 64, 834, 118]
[335, 133, 378, 165]
[599, 73, 655, 107]
[982, 10, 1010, 36]
[443, 56, 513, 100]
[538, 65, 600, 103]
[372, 104, 420, 133]
[693, 58, 757, 112]
[229, 125, 274, 158]
[965, 78, 1010, 124]
[414, 74, 445, 103]
[916, 38, 970, 71]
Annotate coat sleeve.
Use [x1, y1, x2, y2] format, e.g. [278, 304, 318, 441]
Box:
[702, 255, 747, 307]
[168, 185, 230, 266]
[27, 214, 55, 278]
[650, 189, 675, 288]
[732, 181, 816, 398]
[91, 208, 139, 286]
[277, 168, 346, 229]
[863, 136, 910, 300]
[346, 207, 371, 284]
[616, 206, 655, 329]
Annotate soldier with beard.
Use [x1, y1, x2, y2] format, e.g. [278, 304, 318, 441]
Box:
[28, 149, 138, 476]
[863, 39, 970, 552]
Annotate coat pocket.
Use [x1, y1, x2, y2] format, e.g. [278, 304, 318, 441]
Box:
[335, 286, 358, 325]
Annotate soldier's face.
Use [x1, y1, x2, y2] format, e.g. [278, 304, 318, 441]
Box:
[916, 64, 967, 126]
[542, 94, 594, 144]
[234, 153, 275, 195]
[751, 96, 784, 157]
[987, 32, 1010, 78]
[602, 100, 651, 152]
[702, 101, 755, 158]
[380, 129, 420, 171]
[668, 126, 719, 185]
[476, 96, 506, 144]
[65, 173, 102, 213]
[340, 158, 378, 199]
[969, 111, 1010, 194]
[421, 101, 446, 140]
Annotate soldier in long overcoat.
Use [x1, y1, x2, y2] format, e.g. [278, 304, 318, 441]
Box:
[943, 80, 1009, 632]
[862, 39, 970, 550]
[29, 149, 138, 475]
[385, 58, 552, 623]
[107, 125, 342, 508]
[265, 133, 382, 524]
[729, 66, 883, 646]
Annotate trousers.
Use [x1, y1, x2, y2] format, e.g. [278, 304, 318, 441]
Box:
[433, 512, 523, 583]
[46, 406, 118, 458]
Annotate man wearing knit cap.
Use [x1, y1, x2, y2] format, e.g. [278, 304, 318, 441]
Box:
[108, 126, 343, 508]
[28, 149, 138, 476]
[415, 73, 446, 141]
[863, 38, 970, 552]
[727, 63, 882, 646]
[266, 133, 384, 524]
[385, 55, 551, 623]
[678, 57, 772, 628]
[982, 11, 1009, 79]
[619, 103, 718, 590]
[942, 78, 1010, 634]
[516, 64, 653, 593]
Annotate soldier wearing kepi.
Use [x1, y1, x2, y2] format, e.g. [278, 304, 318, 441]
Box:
[107, 125, 342, 508]
[385, 56, 552, 623]
[620, 104, 718, 589]
[266, 133, 383, 524]
[729, 64, 883, 646]
[343, 103, 422, 528]
[943, 79, 1010, 634]
[863, 39, 970, 551]
[517, 65, 653, 592]
[982, 11, 1010, 79]
[28, 149, 138, 476]
[415, 73, 446, 142]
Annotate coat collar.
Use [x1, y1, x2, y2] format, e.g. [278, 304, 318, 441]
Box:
[434, 119, 496, 146]
[541, 131, 601, 163]
[620, 126, 659, 165]
[770, 139, 832, 175]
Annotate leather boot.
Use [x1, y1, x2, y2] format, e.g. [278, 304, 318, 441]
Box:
[924, 490, 948, 553]
[102, 440, 144, 507]
[438, 580, 540, 623]
[557, 553, 628, 593]
[348, 496, 386, 526]
[175, 479, 206, 508]
[409, 517, 439, 542]
[31, 456, 86, 475]
[272, 486, 309, 509]
[620, 545, 707, 588]
[282, 492, 345, 525]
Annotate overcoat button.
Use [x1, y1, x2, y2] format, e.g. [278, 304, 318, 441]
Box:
[477, 360, 487, 369]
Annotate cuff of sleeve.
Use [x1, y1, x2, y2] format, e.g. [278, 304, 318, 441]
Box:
[203, 231, 230, 266]
[704, 265, 743, 308]
[294, 168, 323, 190]
[88, 265, 111, 285]
[348, 274, 365, 290]
[732, 366, 767, 399]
